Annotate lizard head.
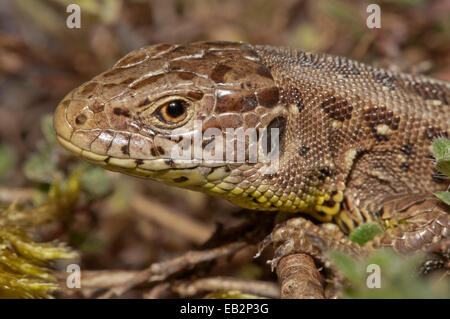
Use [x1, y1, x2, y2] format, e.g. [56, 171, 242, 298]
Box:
[54, 41, 293, 210]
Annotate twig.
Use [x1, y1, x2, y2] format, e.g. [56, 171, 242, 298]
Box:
[131, 193, 214, 244]
[276, 253, 325, 299]
[98, 241, 248, 298]
[172, 276, 280, 299]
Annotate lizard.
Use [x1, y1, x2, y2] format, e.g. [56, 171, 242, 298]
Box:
[53, 41, 450, 276]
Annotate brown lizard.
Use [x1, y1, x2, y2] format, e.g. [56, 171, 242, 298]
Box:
[53, 41, 449, 275]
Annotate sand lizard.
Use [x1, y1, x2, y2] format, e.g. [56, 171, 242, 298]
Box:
[53, 41, 449, 272]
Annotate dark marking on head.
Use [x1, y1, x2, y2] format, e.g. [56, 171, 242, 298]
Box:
[165, 158, 175, 168]
[120, 78, 136, 85]
[157, 146, 165, 156]
[113, 108, 130, 117]
[173, 176, 189, 183]
[138, 98, 151, 108]
[135, 159, 144, 166]
[151, 148, 158, 157]
[187, 91, 204, 100]
[103, 68, 123, 77]
[80, 82, 98, 95]
[216, 91, 244, 113]
[400, 144, 413, 156]
[210, 64, 232, 83]
[322, 95, 353, 122]
[299, 145, 310, 157]
[256, 65, 273, 80]
[116, 52, 147, 67]
[177, 72, 195, 80]
[154, 43, 172, 52]
[75, 114, 87, 125]
[91, 101, 104, 113]
[104, 156, 111, 163]
[257, 87, 279, 108]
[130, 74, 164, 90]
[240, 94, 259, 112]
[121, 145, 130, 156]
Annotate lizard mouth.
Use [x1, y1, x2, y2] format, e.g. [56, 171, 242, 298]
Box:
[55, 134, 230, 188]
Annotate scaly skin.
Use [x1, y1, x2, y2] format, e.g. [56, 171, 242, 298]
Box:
[53, 41, 449, 269]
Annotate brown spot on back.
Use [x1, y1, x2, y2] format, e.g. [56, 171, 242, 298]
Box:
[257, 87, 279, 108]
[136, 159, 144, 165]
[400, 144, 413, 156]
[363, 105, 400, 141]
[321, 95, 353, 122]
[210, 64, 232, 83]
[424, 126, 448, 142]
[151, 148, 158, 157]
[299, 145, 310, 156]
[407, 81, 448, 105]
[130, 74, 164, 90]
[373, 70, 396, 90]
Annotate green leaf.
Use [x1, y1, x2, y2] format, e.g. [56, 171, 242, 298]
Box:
[80, 165, 114, 198]
[41, 114, 57, 144]
[436, 159, 450, 177]
[24, 153, 57, 184]
[432, 138, 450, 161]
[349, 222, 383, 245]
[436, 191, 450, 206]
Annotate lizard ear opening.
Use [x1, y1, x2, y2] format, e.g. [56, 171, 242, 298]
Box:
[261, 116, 287, 156]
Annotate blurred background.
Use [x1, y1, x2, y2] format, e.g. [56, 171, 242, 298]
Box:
[0, 0, 449, 298]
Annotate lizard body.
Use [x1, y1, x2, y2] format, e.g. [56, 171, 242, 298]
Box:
[54, 42, 449, 265]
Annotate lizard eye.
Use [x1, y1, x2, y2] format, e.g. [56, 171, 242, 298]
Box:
[156, 99, 189, 124]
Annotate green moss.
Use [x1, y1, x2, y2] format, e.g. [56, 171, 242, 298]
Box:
[0, 173, 79, 298]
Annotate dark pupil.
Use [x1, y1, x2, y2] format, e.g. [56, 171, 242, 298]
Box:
[167, 100, 185, 118]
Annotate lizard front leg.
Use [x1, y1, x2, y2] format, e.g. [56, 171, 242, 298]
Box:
[259, 193, 449, 274]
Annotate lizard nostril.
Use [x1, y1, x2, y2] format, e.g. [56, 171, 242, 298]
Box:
[75, 114, 87, 126]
